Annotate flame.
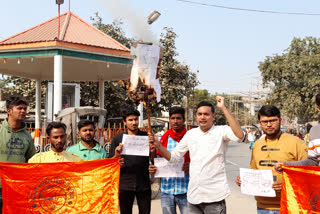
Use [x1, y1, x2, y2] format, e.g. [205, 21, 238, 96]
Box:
[118, 80, 126, 87]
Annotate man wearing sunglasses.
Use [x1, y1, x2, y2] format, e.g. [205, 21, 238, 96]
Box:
[236, 105, 307, 214]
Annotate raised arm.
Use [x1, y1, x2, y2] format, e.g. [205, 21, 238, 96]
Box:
[216, 96, 244, 140]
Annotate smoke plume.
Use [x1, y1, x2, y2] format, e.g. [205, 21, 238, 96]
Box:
[98, 0, 158, 44]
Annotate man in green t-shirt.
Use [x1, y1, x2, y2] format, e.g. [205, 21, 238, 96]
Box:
[67, 120, 107, 160]
[0, 97, 36, 212]
[67, 120, 123, 162]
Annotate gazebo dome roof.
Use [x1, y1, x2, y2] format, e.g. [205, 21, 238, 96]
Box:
[0, 11, 130, 55]
[0, 12, 133, 82]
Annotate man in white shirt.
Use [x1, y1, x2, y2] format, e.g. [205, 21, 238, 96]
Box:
[150, 96, 244, 214]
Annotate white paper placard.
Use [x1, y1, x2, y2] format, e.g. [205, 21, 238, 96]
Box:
[122, 134, 149, 156]
[240, 168, 276, 197]
[154, 158, 184, 178]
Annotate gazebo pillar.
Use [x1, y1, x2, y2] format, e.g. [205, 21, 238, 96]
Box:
[53, 55, 63, 120]
[99, 80, 105, 110]
[34, 79, 41, 145]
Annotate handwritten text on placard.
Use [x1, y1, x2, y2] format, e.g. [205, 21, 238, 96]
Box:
[122, 134, 149, 156]
[240, 168, 275, 197]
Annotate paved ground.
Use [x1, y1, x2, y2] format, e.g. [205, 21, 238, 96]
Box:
[132, 141, 257, 214]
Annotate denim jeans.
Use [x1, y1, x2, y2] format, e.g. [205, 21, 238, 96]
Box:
[257, 208, 280, 214]
[187, 200, 226, 214]
[161, 192, 188, 214]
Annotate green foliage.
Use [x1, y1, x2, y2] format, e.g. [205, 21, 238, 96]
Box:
[193, 89, 252, 125]
[259, 37, 320, 123]
[0, 79, 6, 89]
[3, 77, 47, 108]
[79, 81, 133, 118]
[194, 89, 212, 103]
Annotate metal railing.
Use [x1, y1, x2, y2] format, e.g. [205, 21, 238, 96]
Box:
[31, 128, 148, 156]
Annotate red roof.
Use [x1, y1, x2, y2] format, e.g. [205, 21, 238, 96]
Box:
[0, 12, 130, 52]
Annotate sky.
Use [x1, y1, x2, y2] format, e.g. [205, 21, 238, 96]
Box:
[2, 0, 320, 95]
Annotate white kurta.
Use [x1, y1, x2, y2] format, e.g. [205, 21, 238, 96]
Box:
[170, 125, 242, 204]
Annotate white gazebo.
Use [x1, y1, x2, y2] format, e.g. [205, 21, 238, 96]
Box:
[0, 11, 133, 142]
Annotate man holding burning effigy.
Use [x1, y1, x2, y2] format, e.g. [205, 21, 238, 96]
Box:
[149, 106, 189, 214]
[149, 97, 244, 214]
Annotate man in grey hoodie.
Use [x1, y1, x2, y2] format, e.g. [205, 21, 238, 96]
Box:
[0, 97, 36, 212]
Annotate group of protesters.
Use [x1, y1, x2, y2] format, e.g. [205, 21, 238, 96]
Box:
[0, 92, 320, 214]
[0, 96, 122, 213]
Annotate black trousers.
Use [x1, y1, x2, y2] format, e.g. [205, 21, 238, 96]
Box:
[0, 188, 2, 214]
[119, 189, 151, 214]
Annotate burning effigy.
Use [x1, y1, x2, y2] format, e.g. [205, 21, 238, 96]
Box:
[129, 43, 161, 104]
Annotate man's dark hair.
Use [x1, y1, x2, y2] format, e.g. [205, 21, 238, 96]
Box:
[6, 96, 28, 109]
[169, 107, 185, 120]
[306, 123, 313, 133]
[316, 92, 320, 107]
[122, 107, 140, 121]
[46, 122, 67, 136]
[78, 119, 95, 130]
[258, 105, 281, 120]
[196, 101, 215, 114]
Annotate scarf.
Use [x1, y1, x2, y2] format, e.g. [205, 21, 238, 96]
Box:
[157, 127, 190, 163]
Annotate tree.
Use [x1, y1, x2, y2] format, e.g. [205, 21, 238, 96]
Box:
[259, 37, 320, 123]
[0, 79, 6, 89]
[194, 89, 212, 104]
[80, 81, 133, 118]
[3, 77, 47, 108]
[149, 27, 199, 115]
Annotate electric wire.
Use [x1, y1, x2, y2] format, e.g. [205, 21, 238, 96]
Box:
[177, 0, 320, 16]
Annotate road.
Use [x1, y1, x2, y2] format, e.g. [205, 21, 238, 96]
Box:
[225, 141, 256, 214]
[133, 141, 257, 214]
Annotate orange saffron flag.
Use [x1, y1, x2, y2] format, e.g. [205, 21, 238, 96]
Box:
[0, 158, 120, 214]
[281, 165, 320, 214]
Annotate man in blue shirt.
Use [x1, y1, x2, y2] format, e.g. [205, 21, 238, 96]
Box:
[149, 107, 189, 214]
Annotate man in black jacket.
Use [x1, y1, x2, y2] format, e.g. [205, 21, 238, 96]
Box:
[109, 107, 151, 214]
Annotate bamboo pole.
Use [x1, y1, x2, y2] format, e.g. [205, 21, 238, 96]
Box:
[145, 101, 152, 133]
